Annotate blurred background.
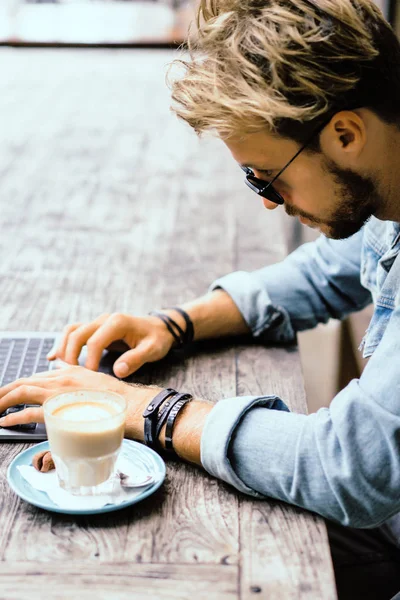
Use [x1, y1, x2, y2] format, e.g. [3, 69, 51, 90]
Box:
[0, 0, 396, 47]
[0, 0, 398, 413]
[0, 0, 193, 46]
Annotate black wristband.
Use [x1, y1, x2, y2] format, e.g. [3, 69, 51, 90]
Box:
[164, 393, 193, 452]
[150, 312, 181, 345]
[169, 307, 194, 345]
[154, 393, 185, 447]
[149, 311, 184, 346]
[143, 388, 177, 448]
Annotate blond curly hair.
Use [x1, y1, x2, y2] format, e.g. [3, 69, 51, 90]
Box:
[168, 0, 400, 143]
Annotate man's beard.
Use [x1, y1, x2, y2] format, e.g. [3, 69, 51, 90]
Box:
[286, 159, 382, 240]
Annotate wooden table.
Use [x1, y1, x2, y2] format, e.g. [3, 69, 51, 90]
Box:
[0, 48, 337, 599]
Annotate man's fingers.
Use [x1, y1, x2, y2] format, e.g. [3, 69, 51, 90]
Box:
[62, 315, 110, 365]
[0, 385, 48, 413]
[0, 406, 44, 427]
[47, 323, 82, 360]
[85, 314, 131, 371]
[0, 367, 77, 402]
[63, 322, 100, 365]
[0, 377, 46, 400]
[113, 341, 153, 377]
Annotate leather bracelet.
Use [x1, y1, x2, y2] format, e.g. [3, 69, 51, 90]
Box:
[168, 307, 194, 345]
[164, 393, 193, 452]
[142, 388, 177, 448]
[149, 311, 183, 346]
[154, 392, 185, 448]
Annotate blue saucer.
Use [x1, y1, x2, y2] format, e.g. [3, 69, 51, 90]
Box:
[7, 439, 166, 515]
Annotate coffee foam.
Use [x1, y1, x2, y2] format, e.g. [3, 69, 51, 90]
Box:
[53, 402, 117, 422]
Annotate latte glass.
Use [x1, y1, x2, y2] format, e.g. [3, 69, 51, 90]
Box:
[43, 390, 127, 496]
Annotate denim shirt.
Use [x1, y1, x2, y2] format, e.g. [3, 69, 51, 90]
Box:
[200, 216, 400, 540]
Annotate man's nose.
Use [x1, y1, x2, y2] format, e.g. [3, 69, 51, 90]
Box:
[263, 198, 280, 210]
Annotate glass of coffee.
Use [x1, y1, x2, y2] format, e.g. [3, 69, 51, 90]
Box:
[43, 389, 127, 496]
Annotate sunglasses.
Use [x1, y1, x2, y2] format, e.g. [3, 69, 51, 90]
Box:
[240, 118, 331, 205]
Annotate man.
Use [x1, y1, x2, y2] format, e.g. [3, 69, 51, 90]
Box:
[0, 0, 399, 597]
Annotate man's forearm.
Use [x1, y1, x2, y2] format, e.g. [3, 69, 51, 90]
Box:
[157, 289, 251, 463]
[124, 384, 213, 467]
[158, 400, 213, 466]
[125, 290, 249, 465]
[165, 289, 251, 341]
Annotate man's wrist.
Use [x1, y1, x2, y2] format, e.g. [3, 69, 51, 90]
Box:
[123, 382, 213, 466]
[158, 399, 213, 465]
[162, 309, 188, 346]
[123, 383, 163, 442]
[179, 290, 250, 341]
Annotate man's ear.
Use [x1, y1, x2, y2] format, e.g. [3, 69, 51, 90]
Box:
[320, 110, 367, 165]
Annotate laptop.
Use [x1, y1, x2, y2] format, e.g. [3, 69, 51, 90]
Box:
[0, 332, 121, 441]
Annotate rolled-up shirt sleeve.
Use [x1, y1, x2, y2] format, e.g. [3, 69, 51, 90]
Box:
[200, 395, 291, 497]
[201, 299, 400, 528]
[209, 229, 371, 343]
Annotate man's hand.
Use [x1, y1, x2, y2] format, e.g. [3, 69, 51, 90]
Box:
[0, 366, 160, 441]
[46, 291, 251, 379]
[0, 366, 213, 466]
[47, 313, 177, 378]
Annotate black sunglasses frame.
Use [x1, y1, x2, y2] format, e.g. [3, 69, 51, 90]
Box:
[241, 118, 331, 205]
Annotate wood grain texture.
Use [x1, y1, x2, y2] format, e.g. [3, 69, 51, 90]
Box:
[234, 186, 336, 599]
[240, 502, 337, 600]
[0, 48, 336, 598]
[0, 563, 237, 600]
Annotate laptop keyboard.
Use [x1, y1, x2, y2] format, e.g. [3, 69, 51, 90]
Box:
[0, 337, 55, 386]
[0, 337, 55, 433]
